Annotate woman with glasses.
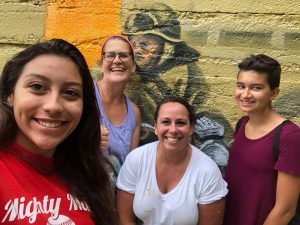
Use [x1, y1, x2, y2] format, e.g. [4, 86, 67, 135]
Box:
[94, 35, 141, 189]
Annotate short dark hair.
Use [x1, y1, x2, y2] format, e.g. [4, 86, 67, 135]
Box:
[0, 39, 117, 225]
[238, 54, 281, 89]
[154, 95, 196, 126]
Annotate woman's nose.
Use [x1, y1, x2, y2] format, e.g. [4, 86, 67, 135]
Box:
[241, 88, 251, 98]
[42, 93, 63, 114]
[113, 54, 122, 63]
[169, 123, 178, 133]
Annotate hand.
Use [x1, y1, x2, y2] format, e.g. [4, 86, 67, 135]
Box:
[194, 116, 225, 139]
[100, 125, 109, 151]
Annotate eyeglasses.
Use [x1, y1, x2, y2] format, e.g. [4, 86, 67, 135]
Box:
[102, 51, 132, 62]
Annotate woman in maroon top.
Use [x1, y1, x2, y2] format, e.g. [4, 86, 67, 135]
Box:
[223, 54, 300, 225]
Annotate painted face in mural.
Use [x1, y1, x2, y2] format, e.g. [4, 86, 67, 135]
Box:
[155, 102, 193, 152]
[8, 54, 83, 157]
[101, 38, 136, 84]
[235, 70, 279, 115]
[129, 34, 164, 70]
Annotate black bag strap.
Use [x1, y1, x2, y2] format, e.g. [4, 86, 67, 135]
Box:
[235, 118, 298, 224]
[234, 118, 291, 159]
[273, 119, 300, 225]
[272, 120, 290, 161]
[235, 117, 245, 133]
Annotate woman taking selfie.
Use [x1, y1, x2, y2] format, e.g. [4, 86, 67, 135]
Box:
[0, 39, 117, 225]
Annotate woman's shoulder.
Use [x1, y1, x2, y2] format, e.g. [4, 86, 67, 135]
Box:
[126, 96, 140, 113]
[281, 121, 300, 140]
[125, 95, 141, 126]
[121, 142, 158, 174]
[284, 120, 300, 129]
[126, 142, 157, 160]
[190, 145, 221, 171]
[189, 146, 225, 187]
[131, 101, 140, 113]
[234, 116, 249, 131]
[130, 99, 141, 123]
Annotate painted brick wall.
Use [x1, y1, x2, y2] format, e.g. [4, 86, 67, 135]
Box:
[0, 0, 46, 70]
[45, 0, 122, 67]
[0, 0, 299, 143]
[120, 1, 300, 142]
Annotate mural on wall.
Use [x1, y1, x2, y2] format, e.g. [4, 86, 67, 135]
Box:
[120, 3, 231, 175]
[41, 0, 299, 178]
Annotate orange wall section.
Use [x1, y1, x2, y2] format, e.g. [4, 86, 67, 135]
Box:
[45, 0, 122, 67]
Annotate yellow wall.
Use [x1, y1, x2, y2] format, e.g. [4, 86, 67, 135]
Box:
[119, 1, 300, 129]
[45, 0, 122, 67]
[0, 0, 46, 70]
[0, 0, 299, 144]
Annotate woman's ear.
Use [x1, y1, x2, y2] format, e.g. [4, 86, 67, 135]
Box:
[97, 62, 104, 80]
[7, 94, 13, 107]
[131, 61, 136, 73]
[271, 88, 280, 100]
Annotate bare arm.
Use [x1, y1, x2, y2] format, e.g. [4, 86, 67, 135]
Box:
[117, 189, 136, 225]
[198, 198, 225, 225]
[130, 103, 141, 150]
[263, 171, 300, 225]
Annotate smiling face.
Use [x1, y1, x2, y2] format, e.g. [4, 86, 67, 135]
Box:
[235, 70, 279, 115]
[101, 38, 136, 84]
[154, 102, 193, 152]
[8, 54, 83, 157]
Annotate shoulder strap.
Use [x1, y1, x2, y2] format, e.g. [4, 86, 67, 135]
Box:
[272, 120, 300, 225]
[272, 120, 290, 161]
[234, 118, 290, 161]
[125, 96, 136, 130]
[235, 117, 244, 133]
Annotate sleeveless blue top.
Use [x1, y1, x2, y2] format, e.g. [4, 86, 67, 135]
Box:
[94, 82, 136, 165]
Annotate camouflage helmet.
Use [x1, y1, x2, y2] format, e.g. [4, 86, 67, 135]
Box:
[123, 3, 182, 43]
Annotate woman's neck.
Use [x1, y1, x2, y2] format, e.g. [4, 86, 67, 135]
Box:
[245, 109, 285, 139]
[247, 107, 283, 125]
[157, 143, 191, 166]
[97, 80, 124, 103]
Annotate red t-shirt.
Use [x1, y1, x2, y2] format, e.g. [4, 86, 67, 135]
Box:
[0, 143, 95, 224]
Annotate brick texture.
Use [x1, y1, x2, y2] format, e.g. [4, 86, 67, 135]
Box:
[0, 0, 299, 137]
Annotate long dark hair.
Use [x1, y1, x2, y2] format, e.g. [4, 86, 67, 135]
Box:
[0, 39, 117, 225]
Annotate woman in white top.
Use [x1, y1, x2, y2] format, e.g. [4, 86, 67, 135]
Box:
[117, 96, 228, 225]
